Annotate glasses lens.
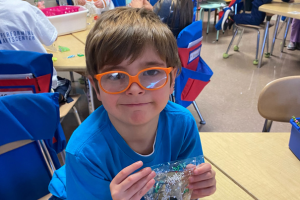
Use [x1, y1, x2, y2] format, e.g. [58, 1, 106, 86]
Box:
[100, 72, 129, 93]
[139, 69, 168, 89]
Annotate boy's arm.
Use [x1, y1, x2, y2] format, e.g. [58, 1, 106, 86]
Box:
[177, 116, 203, 160]
[33, 6, 58, 46]
[66, 152, 112, 200]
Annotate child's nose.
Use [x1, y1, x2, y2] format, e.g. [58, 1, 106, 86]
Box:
[125, 82, 145, 96]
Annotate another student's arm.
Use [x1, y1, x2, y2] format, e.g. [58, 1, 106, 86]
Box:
[33, 6, 58, 46]
[65, 153, 112, 199]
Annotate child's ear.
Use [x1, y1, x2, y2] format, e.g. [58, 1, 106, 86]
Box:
[88, 75, 102, 101]
[169, 69, 177, 94]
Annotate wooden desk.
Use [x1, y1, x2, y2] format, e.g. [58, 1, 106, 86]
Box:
[257, 2, 300, 67]
[203, 160, 254, 200]
[50, 35, 86, 72]
[259, 2, 300, 18]
[201, 132, 300, 200]
[72, 17, 95, 44]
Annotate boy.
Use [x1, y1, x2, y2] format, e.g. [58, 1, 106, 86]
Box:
[221, 0, 293, 31]
[49, 7, 216, 200]
[0, 0, 58, 89]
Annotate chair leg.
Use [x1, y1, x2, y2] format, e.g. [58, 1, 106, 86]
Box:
[281, 17, 291, 52]
[253, 29, 260, 65]
[234, 28, 244, 51]
[265, 28, 270, 58]
[214, 9, 217, 25]
[262, 119, 273, 132]
[216, 8, 220, 41]
[199, 8, 204, 26]
[86, 78, 95, 114]
[60, 150, 66, 164]
[38, 140, 56, 175]
[192, 101, 206, 125]
[258, 20, 270, 68]
[69, 71, 75, 82]
[270, 15, 280, 55]
[207, 9, 211, 34]
[276, 18, 287, 39]
[223, 27, 239, 58]
[235, 4, 237, 15]
[72, 106, 82, 125]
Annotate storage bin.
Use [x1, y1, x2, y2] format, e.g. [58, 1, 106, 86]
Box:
[289, 117, 300, 160]
[42, 6, 88, 36]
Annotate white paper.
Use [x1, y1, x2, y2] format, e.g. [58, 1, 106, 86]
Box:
[0, 90, 33, 97]
[189, 46, 201, 63]
[0, 73, 33, 80]
[187, 36, 203, 48]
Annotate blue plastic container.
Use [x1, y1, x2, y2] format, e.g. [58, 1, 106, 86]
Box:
[289, 118, 300, 160]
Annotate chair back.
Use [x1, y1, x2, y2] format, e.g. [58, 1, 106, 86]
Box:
[0, 50, 66, 158]
[258, 76, 300, 122]
[0, 50, 53, 96]
[0, 93, 61, 200]
[175, 21, 213, 107]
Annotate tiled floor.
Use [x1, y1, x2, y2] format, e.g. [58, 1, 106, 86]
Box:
[58, 18, 300, 141]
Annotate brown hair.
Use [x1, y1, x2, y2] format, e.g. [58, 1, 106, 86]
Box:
[85, 7, 181, 91]
[170, 0, 193, 35]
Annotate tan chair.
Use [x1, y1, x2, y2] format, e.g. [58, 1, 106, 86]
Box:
[0, 140, 56, 200]
[59, 94, 82, 125]
[258, 76, 300, 132]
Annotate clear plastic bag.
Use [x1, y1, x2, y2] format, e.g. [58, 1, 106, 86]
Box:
[144, 155, 204, 200]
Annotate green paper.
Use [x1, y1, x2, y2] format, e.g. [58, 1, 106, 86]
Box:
[59, 46, 70, 52]
[77, 53, 84, 57]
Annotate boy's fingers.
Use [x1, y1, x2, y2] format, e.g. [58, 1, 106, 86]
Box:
[193, 163, 212, 175]
[119, 167, 153, 191]
[186, 164, 196, 169]
[130, 178, 156, 200]
[126, 171, 156, 198]
[112, 161, 143, 185]
[191, 186, 217, 199]
[188, 178, 216, 190]
[189, 170, 216, 183]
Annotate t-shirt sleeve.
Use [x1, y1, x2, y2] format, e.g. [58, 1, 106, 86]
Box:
[33, 7, 58, 46]
[66, 152, 112, 200]
[177, 116, 203, 160]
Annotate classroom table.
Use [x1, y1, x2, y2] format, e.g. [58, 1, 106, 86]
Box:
[201, 161, 254, 200]
[258, 2, 300, 67]
[48, 34, 95, 113]
[201, 132, 300, 200]
[72, 17, 95, 44]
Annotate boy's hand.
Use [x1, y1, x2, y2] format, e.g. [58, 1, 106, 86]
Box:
[188, 163, 216, 198]
[77, 0, 86, 6]
[110, 161, 156, 200]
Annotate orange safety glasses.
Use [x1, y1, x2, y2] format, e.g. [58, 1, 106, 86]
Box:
[94, 67, 174, 94]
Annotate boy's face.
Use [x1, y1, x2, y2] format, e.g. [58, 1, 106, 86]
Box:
[90, 46, 176, 126]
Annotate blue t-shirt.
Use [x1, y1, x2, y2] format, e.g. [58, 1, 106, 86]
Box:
[50, 101, 203, 199]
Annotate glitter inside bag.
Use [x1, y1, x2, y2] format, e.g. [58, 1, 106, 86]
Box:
[144, 155, 204, 200]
